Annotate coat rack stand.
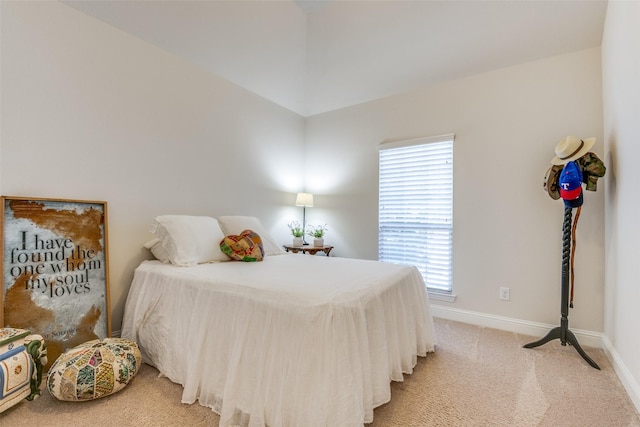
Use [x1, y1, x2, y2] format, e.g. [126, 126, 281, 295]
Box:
[523, 206, 600, 370]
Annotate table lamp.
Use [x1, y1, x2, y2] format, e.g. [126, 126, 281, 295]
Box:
[295, 192, 314, 245]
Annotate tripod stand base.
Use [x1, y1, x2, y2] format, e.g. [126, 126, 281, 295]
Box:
[524, 326, 600, 370]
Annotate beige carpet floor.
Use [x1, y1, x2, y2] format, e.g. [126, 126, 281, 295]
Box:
[2, 318, 639, 426]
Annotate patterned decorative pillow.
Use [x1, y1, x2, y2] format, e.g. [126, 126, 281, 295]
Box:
[220, 229, 264, 262]
[217, 216, 285, 256]
[47, 338, 141, 401]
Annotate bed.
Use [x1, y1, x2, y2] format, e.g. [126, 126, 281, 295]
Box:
[121, 215, 436, 427]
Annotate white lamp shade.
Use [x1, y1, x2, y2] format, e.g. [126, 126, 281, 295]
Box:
[295, 192, 314, 207]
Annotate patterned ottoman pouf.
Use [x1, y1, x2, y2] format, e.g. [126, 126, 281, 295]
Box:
[47, 338, 141, 401]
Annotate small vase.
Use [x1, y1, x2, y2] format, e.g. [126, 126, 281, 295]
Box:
[293, 237, 303, 247]
[313, 237, 324, 247]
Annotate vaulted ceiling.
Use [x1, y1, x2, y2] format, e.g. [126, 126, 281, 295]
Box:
[63, 0, 607, 117]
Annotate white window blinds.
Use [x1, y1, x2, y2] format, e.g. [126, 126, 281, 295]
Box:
[378, 134, 453, 293]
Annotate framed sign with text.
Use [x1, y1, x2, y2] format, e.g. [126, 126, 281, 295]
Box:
[1, 196, 111, 367]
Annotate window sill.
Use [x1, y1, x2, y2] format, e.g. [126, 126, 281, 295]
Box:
[428, 290, 456, 303]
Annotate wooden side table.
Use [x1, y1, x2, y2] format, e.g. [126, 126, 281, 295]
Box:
[283, 245, 334, 256]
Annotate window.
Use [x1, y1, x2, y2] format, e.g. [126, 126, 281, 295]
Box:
[378, 134, 453, 295]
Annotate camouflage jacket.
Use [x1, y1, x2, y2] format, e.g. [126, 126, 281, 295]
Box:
[575, 152, 606, 191]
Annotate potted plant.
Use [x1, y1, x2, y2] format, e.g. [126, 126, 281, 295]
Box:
[307, 224, 327, 247]
[288, 221, 304, 246]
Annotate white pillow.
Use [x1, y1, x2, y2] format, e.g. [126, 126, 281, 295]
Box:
[217, 216, 285, 256]
[146, 215, 229, 266]
[143, 238, 170, 264]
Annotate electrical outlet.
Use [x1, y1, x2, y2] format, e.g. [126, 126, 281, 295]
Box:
[499, 287, 510, 301]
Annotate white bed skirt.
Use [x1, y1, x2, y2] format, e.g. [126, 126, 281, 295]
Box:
[121, 255, 436, 426]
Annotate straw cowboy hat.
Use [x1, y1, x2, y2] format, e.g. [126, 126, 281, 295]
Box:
[551, 136, 596, 165]
[543, 164, 563, 200]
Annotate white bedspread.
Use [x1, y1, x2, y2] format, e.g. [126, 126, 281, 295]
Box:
[121, 254, 436, 427]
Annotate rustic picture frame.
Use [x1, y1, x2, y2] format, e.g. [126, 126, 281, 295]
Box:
[1, 196, 111, 366]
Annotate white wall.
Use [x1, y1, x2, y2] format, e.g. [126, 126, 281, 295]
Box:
[1, 1, 611, 352]
[601, 0, 640, 410]
[1, 2, 305, 332]
[305, 48, 605, 333]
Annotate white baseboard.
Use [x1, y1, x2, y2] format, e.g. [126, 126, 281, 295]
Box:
[602, 336, 640, 414]
[431, 304, 640, 415]
[430, 304, 603, 348]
